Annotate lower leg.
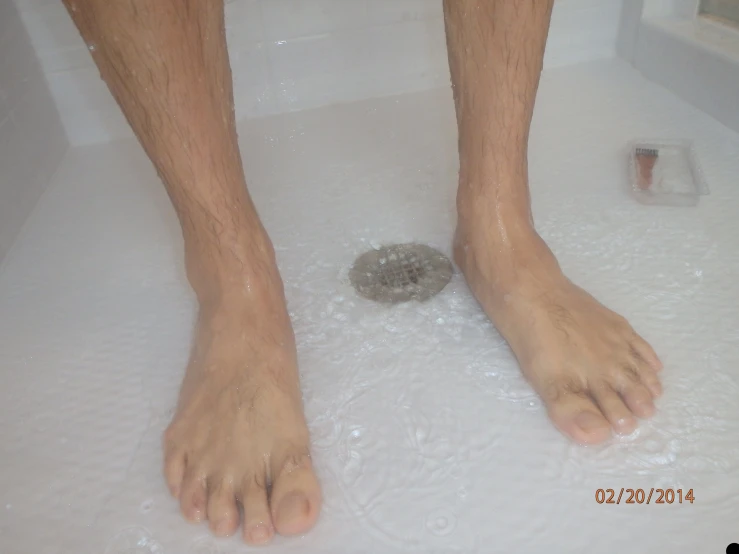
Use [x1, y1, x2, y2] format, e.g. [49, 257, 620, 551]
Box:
[65, 0, 320, 543]
[444, 0, 663, 444]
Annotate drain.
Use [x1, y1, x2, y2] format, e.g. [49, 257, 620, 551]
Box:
[349, 243, 453, 304]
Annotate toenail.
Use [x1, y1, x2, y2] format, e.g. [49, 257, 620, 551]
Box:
[615, 417, 635, 432]
[277, 493, 310, 524]
[247, 524, 271, 544]
[214, 518, 233, 535]
[575, 412, 607, 432]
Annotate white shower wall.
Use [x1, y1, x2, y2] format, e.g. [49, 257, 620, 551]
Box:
[0, 0, 67, 263]
[618, 0, 739, 134]
[15, 0, 624, 146]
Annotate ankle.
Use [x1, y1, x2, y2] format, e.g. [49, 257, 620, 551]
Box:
[455, 196, 539, 261]
[184, 228, 283, 307]
[455, 171, 533, 233]
[454, 211, 564, 297]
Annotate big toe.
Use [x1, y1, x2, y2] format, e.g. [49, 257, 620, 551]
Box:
[543, 384, 612, 445]
[570, 411, 613, 443]
[270, 452, 321, 536]
[275, 492, 312, 535]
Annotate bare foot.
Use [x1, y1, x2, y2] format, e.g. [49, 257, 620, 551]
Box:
[455, 217, 663, 445]
[163, 238, 321, 544]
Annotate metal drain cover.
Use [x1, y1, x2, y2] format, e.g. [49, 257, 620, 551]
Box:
[349, 243, 453, 304]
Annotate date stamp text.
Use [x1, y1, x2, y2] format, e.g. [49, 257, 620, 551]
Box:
[595, 488, 694, 504]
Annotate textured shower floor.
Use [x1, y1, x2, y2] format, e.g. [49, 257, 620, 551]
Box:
[1, 60, 738, 553]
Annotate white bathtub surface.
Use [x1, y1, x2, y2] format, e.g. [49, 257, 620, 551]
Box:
[1, 59, 738, 553]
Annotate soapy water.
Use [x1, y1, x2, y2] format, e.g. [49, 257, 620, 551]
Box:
[104, 527, 163, 554]
[139, 499, 154, 514]
[104, 529, 221, 554]
[273, 229, 739, 549]
[425, 508, 457, 536]
[312, 384, 488, 550]
[187, 537, 221, 554]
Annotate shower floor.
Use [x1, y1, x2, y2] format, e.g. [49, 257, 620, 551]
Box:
[1, 59, 738, 553]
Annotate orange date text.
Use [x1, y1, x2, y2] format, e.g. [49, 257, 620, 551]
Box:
[595, 488, 694, 505]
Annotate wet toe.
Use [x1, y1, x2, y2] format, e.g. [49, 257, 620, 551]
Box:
[593, 386, 637, 435]
[631, 336, 663, 371]
[180, 472, 207, 523]
[163, 451, 186, 499]
[270, 453, 321, 536]
[572, 411, 612, 442]
[543, 386, 612, 445]
[245, 524, 273, 545]
[241, 475, 274, 545]
[638, 367, 663, 397]
[207, 479, 239, 537]
[621, 384, 656, 419]
[274, 492, 312, 535]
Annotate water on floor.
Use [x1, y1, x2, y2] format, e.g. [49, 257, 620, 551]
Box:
[1, 60, 738, 553]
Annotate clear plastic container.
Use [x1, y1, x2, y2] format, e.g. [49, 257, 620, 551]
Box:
[628, 139, 709, 206]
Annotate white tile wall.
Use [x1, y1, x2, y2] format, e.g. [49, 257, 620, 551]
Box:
[14, 0, 623, 146]
[616, 0, 645, 62]
[617, 0, 739, 133]
[0, 0, 68, 263]
[632, 17, 739, 133]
